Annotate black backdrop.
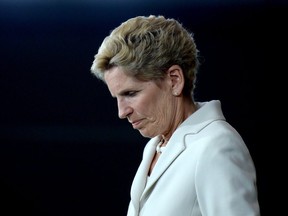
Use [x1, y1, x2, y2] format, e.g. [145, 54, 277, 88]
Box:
[0, 0, 286, 215]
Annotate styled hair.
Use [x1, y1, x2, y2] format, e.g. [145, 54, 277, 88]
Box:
[91, 15, 200, 97]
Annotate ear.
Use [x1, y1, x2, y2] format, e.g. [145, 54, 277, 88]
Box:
[167, 65, 184, 96]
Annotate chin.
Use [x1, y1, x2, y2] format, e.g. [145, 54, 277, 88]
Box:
[138, 130, 154, 139]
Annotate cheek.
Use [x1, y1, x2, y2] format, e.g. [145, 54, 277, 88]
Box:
[135, 96, 156, 114]
[133, 91, 160, 116]
[140, 91, 170, 118]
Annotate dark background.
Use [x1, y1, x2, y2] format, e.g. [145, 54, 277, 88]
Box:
[0, 0, 285, 215]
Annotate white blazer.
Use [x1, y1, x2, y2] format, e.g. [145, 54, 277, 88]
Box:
[127, 100, 260, 216]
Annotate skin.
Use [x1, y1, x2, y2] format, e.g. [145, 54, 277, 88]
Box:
[104, 65, 197, 174]
[104, 65, 197, 144]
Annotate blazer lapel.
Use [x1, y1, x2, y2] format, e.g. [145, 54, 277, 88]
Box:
[130, 138, 159, 213]
[140, 134, 185, 201]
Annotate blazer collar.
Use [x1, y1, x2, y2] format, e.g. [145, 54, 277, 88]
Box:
[130, 100, 225, 210]
[141, 135, 185, 200]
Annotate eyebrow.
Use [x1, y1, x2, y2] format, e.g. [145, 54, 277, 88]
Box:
[110, 88, 129, 98]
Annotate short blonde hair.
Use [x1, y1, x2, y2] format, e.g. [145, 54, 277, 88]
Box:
[91, 15, 200, 97]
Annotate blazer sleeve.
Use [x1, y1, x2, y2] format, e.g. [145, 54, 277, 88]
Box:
[194, 127, 260, 216]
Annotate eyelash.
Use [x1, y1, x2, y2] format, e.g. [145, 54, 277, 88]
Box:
[125, 91, 137, 97]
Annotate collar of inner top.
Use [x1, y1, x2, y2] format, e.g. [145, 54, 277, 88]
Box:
[156, 141, 166, 153]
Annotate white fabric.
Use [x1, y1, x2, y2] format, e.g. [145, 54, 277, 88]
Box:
[127, 100, 260, 216]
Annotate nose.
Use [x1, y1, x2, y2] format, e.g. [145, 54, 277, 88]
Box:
[117, 99, 132, 119]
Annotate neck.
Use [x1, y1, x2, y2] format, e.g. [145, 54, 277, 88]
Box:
[161, 99, 196, 144]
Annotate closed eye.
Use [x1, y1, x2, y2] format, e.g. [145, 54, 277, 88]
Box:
[124, 91, 138, 97]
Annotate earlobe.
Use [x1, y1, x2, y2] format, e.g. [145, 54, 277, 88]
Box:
[168, 65, 184, 95]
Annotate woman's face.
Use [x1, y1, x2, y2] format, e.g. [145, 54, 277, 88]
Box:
[104, 66, 177, 138]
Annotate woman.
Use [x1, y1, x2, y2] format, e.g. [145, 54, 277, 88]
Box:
[90, 15, 260, 216]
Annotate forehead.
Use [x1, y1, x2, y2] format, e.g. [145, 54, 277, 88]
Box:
[104, 66, 130, 81]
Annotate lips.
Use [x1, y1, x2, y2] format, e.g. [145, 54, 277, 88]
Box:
[131, 119, 142, 129]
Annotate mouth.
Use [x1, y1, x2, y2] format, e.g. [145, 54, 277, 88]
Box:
[131, 119, 143, 129]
